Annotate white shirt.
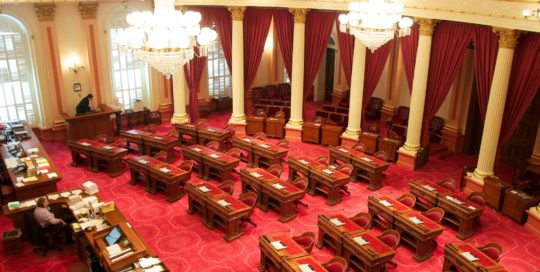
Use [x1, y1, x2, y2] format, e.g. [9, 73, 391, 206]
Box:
[34, 206, 61, 228]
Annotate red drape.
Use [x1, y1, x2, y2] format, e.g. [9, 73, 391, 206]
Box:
[195, 7, 232, 72]
[400, 23, 419, 92]
[273, 9, 294, 80]
[244, 8, 273, 93]
[336, 18, 354, 88]
[472, 26, 499, 122]
[500, 33, 540, 145]
[303, 11, 337, 101]
[184, 52, 206, 122]
[361, 40, 394, 128]
[421, 22, 474, 146]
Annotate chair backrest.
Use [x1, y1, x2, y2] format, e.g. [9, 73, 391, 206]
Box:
[373, 151, 388, 161]
[225, 148, 242, 159]
[368, 97, 384, 110]
[438, 178, 457, 192]
[153, 151, 168, 162]
[378, 229, 400, 249]
[264, 84, 277, 97]
[397, 193, 416, 208]
[422, 207, 445, 223]
[430, 116, 445, 132]
[239, 192, 258, 213]
[206, 141, 220, 151]
[352, 142, 366, 152]
[397, 106, 410, 122]
[315, 155, 329, 165]
[336, 163, 353, 176]
[178, 160, 194, 172]
[291, 176, 308, 191]
[350, 212, 371, 229]
[273, 110, 286, 119]
[478, 243, 503, 262]
[276, 139, 289, 148]
[323, 256, 348, 272]
[292, 232, 316, 253]
[267, 164, 283, 177]
[254, 108, 267, 117]
[217, 180, 234, 195]
[254, 132, 267, 140]
[467, 192, 486, 206]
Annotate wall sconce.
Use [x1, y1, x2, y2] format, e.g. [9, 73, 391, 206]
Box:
[68, 54, 84, 74]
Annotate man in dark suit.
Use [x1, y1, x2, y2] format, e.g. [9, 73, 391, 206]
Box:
[76, 94, 93, 115]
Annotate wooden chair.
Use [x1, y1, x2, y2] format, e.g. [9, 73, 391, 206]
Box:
[335, 164, 352, 195]
[315, 155, 329, 165]
[397, 193, 416, 208]
[290, 176, 309, 208]
[352, 142, 366, 152]
[477, 242, 503, 262]
[322, 256, 348, 272]
[292, 232, 316, 253]
[460, 165, 476, 191]
[377, 229, 401, 268]
[177, 160, 194, 173]
[225, 148, 243, 160]
[422, 207, 445, 224]
[468, 192, 486, 227]
[217, 180, 234, 195]
[153, 151, 168, 162]
[206, 141, 220, 151]
[238, 192, 258, 227]
[438, 178, 457, 192]
[349, 212, 371, 229]
[365, 97, 384, 120]
[373, 151, 388, 162]
[267, 164, 283, 177]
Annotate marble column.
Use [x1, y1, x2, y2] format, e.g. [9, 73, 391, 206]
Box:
[79, 2, 103, 107]
[341, 39, 367, 142]
[396, 19, 438, 170]
[171, 69, 189, 124]
[470, 28, 521, 186]
[285, 8, 308, 141]
[228, 6, 246, 125]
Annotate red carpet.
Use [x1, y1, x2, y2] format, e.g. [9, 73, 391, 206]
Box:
[1, 112, 539, 272]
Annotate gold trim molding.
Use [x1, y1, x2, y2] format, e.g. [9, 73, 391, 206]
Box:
[79, 2, 98, 20]
[493, 27, 522, 49]
[228, 6, 246, 21]
[35, 3, 56, 21]
[416, 18, 439, 36]
[289, 8, 309, 23]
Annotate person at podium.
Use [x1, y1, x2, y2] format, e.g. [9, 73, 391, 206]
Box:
[76, 94, 94, 115]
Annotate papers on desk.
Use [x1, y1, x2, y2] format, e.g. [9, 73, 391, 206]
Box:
[72, 189, 82, 195]
[79, 219, 105, 231]
[217, 199, 230, 207]
[461, 251, 479, 262]
[361, 157, 373, 162]
[138, 159, 149, 164]
[192, 147, 202, 152]
[159, 167, 171, 173]
[47, 172, 58, 179]
[379, 200, 393, 207]
[14, 182, 23, 188]
[272, 183, 285, 190]
[322, 169, 334, 175]
[242, 138, 253, 142]
[37, 169, 49, 175]
[250, 172, 263, 178]
[4, 158, 18, 169]
[446, 195, 464, 205]
[259, 144, 270, 149]
[153, 136, 163, 140]
[128, 130, 138, 134]
[271, 241, 287, 250]
[353, 236, 369, 246]
[338, 148, 349, 153]
[82, 196, 99, 206]
[103, 146, 114, 150]
[408, 216, 424, 225]
[207, 128, 216, 132]
[60, 191, 71, 198]
[139, 257, 163, 269]
[330, 218, 345, 226]
[298, 264, 316, 272]
[22, 176, 38, 183]
[423, 185, 436, 191]
[79, 142, 91, 146]
[20, 199, 36, 208]
[106, 243, 122, 256]
[299, 159, 309, 165]
[468, 205, 476, 210]
[209, 153, 221, 159]
[48, 193, 60, 200]
[198, 186, 211, 193]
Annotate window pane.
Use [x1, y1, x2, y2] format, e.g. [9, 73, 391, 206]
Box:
[206, 39, 230, 97]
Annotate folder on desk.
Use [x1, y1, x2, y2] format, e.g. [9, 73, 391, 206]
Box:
[299, 264, 316, 272]
[461, 251, 479, 261]
[270, 241, 286, 250]
[353, 236, 369, 246]
[330, 218, 345, 226]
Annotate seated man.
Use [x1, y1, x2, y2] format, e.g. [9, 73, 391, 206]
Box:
[76, 94, 94, 115]
[34, 197, 72, 244]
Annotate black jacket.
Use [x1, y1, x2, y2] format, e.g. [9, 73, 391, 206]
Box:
[76, 97, 91, 115]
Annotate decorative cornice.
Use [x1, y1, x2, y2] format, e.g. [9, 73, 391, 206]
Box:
[493, 27, 522, 49]
[416, 18, 439, 36]
[289, 8, 309, 23]
[35, 3, 56, 21]
[79, 2, 98, 20]
[228, 6, 246, 21]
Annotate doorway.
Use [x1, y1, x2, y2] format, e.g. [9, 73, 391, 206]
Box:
[324, 47, 335, 102]
[462, 81, 483, 155]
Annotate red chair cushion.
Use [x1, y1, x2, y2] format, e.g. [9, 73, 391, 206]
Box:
[325, 262, 345, 272]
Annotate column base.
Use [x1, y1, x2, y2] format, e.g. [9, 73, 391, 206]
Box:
[285, 119, 303, 130]
[472, 168, 494, 182]
[525, 209, 540, 238]
[227, 123, 246, 137]
[228, 114, 247, 125]
[285, 126, 302, 142]
[396, 148, 418, 171]
[380, 104, 397, 124]
[171, 113, 190, 124]
[463, 175, 484, 194]
[441, 125, 464, 154]
[340, 130, 360, 147]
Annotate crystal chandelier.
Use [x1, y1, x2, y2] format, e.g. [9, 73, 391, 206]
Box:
[522, 1, 540, 20]
[338, 0, 413, 52]
[117, 0, 217, 79]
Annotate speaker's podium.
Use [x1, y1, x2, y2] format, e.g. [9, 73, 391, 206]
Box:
[64, 104, 115, 142]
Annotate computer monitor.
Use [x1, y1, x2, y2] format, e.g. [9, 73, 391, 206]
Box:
[104, 226, 124, 246]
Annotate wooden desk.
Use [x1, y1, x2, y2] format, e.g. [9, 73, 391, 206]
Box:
[342, 231, 396, 272]
[265, 117, 286, 138]
[64, 105, 114, 142]
[350, 154, 389, 191]
[232, 136, 288, 168]
[239, 168, 279, 206]
[328, 145, 363, 165]
[409, 179, 453, 210]
[316, 214, 365, 256]
[393, 210, 444, 262]
[0, 125, 61, 200]
[443, 243, 504, 272]
[126, 155, 190, 202]
[437, 193, 484, 240]
[232, 136, 266, 167]
[282, 256, 329, 272]
[368, 195, 413, 229]
[246, 116, 266, 136]
[287, 156, 326, 182]
[196, 126, 231, 149]
[119, 129, 154, 154]
[68, 139, 128, 177]
[186, 182, 227, 225]
[173, 123, 197, 145]
[181, 145, 239, 181]
[258, 233, 309, 272]
[309, 167, 350, 205]
[142, 134, 178, 163]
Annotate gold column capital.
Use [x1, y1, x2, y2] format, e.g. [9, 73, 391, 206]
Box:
[228, 6, 246, 21]
[35, 3, 56, 21]
[289, 8, 309, 24]
[79, 2, 98, 20]
[493, 27, 522, 49]
[415, 18, 439, 36]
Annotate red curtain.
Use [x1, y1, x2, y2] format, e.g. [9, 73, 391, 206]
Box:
[303, 11, 337, 101]
[500, 33, 540, 145]
[361, 40, 395, 128]
[243, 8, 273, 93]
[336, 18, 354, 88]
[195, 7, 232, 72]
[421, 22, 474, 146]
[400, 23, 419, 92]
[184, 51, 206, 122]
[273, 9, 294, 80]
[472, 26, 499, 122]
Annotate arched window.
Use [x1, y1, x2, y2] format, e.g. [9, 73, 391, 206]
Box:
[0, 15, 40, 124]
[107, 9, 150, 110]
[207, 39, 231, 97]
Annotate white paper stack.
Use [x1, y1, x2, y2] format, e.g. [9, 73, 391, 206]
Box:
[299, 159, 309, 165]
[272, 183, 285, 190]
[68, 195, 82, 205]
[60, 191, 71, 198]
[250, 172, 263, 178]
[82, 196, 99, 206]
[338, 148, 349, 153]
[138, 159, 149, 164]
[379, 200, 393, 207]
[409, 216, 424, 225]
[461, 252, 479, 261]
[330, 218, 344, 226]
[103, 146, 113, 150]
[193, 147, 202, 152]
[209, 154, 220, 159]
[259, 144, 270, 148]
[243, 138, 253, 142]
[298, 264, 315, 272]
[361, 157, 373, 162]
[446, 195, 464, 205]
[159, 167, 171, 173]
[80, 142, 91, 146]
[198, 186, 211, 193]
[217, 199, 230, 207]
[322, 169, 334, 175]
[271, 241, 287, 250]
[83, 181, 99, 195]
[353, 236, 369, 246]
[423, 185, 436, 191]
[48, 194, 60, 200]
